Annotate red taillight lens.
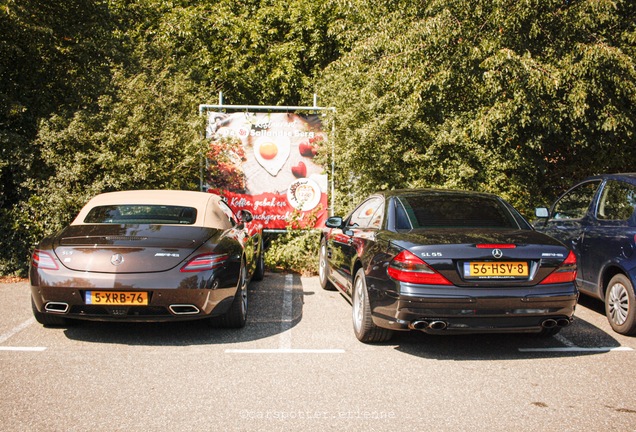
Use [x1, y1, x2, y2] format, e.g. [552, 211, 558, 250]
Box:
[180, 253, 229, 272]
[32, 250, 59, 270]
[387, 250, 452, 285]
[540, 250, 577, 284]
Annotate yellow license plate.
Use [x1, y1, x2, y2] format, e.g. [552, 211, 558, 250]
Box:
[86, 291, 148, 306]
[467, 262, 528, 278]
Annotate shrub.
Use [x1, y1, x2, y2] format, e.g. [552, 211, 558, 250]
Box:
[264, 229, 320, 276]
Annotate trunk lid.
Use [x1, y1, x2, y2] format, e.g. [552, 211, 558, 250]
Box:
[52, 225, 221, 273]
[387, 228, 571, 286]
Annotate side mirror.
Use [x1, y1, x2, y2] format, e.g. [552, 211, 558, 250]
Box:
[238, 209, 254, 223]
[325, 216, 344, 229]
[535, 207, 549, 218]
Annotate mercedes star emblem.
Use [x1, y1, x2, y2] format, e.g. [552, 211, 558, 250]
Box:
[110, 253, 125, 266]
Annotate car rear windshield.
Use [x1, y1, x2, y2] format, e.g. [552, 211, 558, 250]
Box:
[396, 194, 523, 229]
[83, 205, 197, 225]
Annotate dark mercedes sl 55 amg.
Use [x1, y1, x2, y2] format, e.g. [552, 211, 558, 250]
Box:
[319, 189, 578, 342]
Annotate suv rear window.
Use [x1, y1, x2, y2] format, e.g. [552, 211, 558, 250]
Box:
[84, 205, 197, 225]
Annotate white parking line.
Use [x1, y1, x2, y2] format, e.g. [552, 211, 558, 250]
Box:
[554, 333, 577, 347]
[0, 318, 35, 344]
[519, 346, 633, 353]
[279, 274, 293, 350]
[0, 318, 47, 352]
[225, 275, 345, 354]
[0, 347, 47, 352]
[519, 333, 633, 352]
[225, 348, 345, 354]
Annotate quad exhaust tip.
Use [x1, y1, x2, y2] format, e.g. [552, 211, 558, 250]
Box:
[429, 321, 448, 330]
[44, 302, 69, 314]
[556, 318, 571, 327]
[409, 320, 429, 330]
[409, 318, 571, 332]
[542, 318, 572, 328]
[169, 304, 200, 315]
[409, 320, 448, 331]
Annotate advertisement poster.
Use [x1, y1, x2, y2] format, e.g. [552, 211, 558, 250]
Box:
[205, 112, 328, 230]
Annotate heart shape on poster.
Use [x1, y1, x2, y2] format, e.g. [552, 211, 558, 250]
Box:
[254, 136, 291, 176]
[291, 161, 307, 178]
[298, 142, 317, 157]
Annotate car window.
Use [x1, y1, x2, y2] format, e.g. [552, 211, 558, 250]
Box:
[348, 197, 384, 229]
[83, 205, 197, 224]
[397, 194, 520, 229]
[217, 200, 238, 226]
[395, 199, 413, 230]
[551, 180, 601, 220]
[597, 180, 636, 221]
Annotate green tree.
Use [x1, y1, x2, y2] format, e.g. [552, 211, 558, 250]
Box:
[1, 0, 345, 275]
[317, 0, 636, 215]
[2, 0, 635, 277]
[0, 0, 116, 274]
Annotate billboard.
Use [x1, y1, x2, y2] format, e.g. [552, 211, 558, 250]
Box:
[205, 112, 328, 229]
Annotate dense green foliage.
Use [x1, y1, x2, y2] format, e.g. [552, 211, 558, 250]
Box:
[265, 229, 320, 276]
[316, 0, 636, 215]
[1, 0, 635, 275]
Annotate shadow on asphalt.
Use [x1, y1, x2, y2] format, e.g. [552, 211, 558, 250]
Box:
[58, 272, 625, 360]
[388, 320, 622, 360]
[61, 272, 304, 346]
[388, 299, 624, 360]
[577, 294, 606, 315]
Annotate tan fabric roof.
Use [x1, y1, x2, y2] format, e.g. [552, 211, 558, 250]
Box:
[71, 190, 232, 228]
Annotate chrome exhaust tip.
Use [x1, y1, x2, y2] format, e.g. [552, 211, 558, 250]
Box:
[429, 321, 448, 330]
[44, 302, 69, 314]
[409, 320, 429, 330]
[556, 318, 571, 327]
[541, 319, 558, 328]
[169, 304, 200, 315]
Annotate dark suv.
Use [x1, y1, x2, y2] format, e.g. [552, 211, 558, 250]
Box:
[535, 173, 636, 335]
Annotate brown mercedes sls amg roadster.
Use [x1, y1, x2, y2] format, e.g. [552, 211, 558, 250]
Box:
[30, 190, 264, 328]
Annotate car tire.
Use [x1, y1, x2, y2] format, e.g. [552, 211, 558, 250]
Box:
[318, 240, 336, 291]
[252, 240, 265, 282]
[214, 261, 248, 329]
[605, 274, 636, 335]
[31, 297, 70, 327]
[352, 268, 393, 343]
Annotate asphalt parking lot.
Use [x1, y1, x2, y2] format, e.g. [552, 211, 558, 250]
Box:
[1, 272, 635, 431]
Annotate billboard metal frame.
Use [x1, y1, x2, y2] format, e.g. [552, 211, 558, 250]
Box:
[199, 92, 336, 216]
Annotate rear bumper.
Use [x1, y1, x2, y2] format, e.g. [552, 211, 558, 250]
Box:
[369, 282, 579, 334]
[31, 286, 237, 322]
[30, 267, 240, 323]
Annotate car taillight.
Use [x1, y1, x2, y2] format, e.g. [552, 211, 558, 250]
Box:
[387, 250, 452, 285]
[180, 253, 229, 272]
[539, 250, 577, 284]
[32, 250, 59, 270]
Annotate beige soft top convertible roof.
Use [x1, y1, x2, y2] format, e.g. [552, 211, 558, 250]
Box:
[71, 190, 233, 229]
